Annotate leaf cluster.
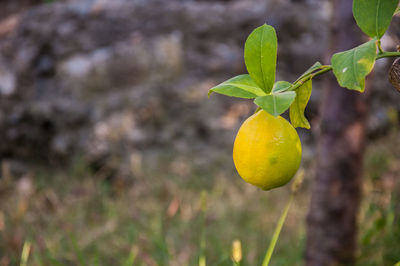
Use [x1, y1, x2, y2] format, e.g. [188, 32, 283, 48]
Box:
[209, 0, 400, 129]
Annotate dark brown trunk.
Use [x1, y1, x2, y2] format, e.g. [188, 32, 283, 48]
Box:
[305, 0, 370, 265]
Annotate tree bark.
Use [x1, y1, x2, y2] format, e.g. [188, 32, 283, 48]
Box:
[305, 0, 370, 265]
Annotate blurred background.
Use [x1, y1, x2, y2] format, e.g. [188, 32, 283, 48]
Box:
[0, 0, 399, 265]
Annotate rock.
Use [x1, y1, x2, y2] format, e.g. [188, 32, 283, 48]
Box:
[0, 0, 341, 174]
[0, 59, 16, 96]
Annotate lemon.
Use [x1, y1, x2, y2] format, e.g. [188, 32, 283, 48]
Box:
[233, 110, 302, 190]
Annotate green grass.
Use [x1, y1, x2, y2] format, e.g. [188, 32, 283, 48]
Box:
[357, 129, 400, 266]
[0, 129, 399, 265]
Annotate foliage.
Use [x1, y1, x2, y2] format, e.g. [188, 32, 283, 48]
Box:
[209, 0, 400, 128]
[331, 40, 376, 92]
[353, 0, 399, 39]
[254, 92, 296, 117]
[208, 1, 400, 265]
[244, 25, 277, 93]
[208, 74, 266, 99]
[289, 80, 312, 129]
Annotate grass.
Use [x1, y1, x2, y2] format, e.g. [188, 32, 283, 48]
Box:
[0, 148, 308, 265]
[0, 127, 399, 265]
[357, 126, 400, 266]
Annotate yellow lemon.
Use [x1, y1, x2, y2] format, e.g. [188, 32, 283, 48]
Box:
[233, 110, 302, 190]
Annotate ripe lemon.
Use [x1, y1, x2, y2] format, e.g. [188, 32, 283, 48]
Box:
[233, 110, 302, 190]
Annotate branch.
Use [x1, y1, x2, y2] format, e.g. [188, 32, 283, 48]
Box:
[377, 51, 400, 59]
[290, 65, 332, 91]
[289, 51, 400, 90]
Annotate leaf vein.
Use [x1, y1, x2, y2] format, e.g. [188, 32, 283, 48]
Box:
[351, 48, 359, 88]
[260, 26, 266, 89]
[375, 0, 380, 37]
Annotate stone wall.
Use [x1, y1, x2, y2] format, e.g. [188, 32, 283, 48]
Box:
[0, 0, 397, 176]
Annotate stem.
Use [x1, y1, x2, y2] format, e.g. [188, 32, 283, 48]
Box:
[293, 65, 331, 84]
[199, 191, 207, 266]
[377, 40, 383, 54]
[290, 66, 332, 91]
[289, 51, 400, 90]
[261, 169, 304, 266]
[262, 194, 294, 266]
[377, 51, 400, 59]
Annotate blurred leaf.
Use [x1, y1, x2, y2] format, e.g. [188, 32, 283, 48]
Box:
[208, 74, 266, 99]
[290, 80, 312, 129]
[353, 0, 399, 38]
[244, 24, 277, 93]
[272, 81, 292, 93]
[20, 241, 32, 266]
[69, 234, 87, 266]
[331, 40, 376, 92]
[254, 91, 296, 117]
[123, 247, 138, 266]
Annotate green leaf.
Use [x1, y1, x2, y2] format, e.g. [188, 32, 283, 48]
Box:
[395, 6, 400, 15]
[208, 74, 266, 99]
[295, 62, 323, 82]
[272, 81, 292, 93]
[331, 40, 377, 92]
[254, 91, 296, 117]
[353, 0, 399, 39]
[289, 80, 312, 129]
[244, 24, 277, 94]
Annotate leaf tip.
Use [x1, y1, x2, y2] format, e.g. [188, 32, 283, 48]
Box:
[291, 121, 311, 129]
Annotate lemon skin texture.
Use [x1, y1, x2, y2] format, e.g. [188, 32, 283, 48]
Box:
[233, 110, 302, 190]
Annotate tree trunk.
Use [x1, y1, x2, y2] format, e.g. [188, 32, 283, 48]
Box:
[305, 0, 370, 265]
